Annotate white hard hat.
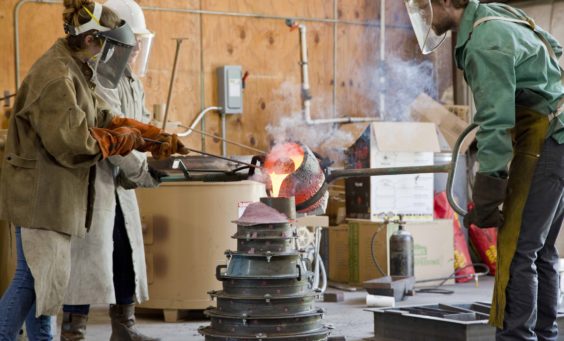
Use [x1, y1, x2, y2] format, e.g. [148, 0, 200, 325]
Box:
[103, 0, 154, 76]
[104, 0, 151, 35]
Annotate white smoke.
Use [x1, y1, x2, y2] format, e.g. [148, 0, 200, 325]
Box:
[380, 57, 438, 121]
[265, 57, 438, 164]
[266, 81, 354, 164]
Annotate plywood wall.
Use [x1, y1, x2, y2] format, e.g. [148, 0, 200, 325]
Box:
[0, 0, 452, 159]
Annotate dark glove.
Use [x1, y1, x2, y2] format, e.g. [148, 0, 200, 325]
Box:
[463, 173, 507, 229]
[148, 166, 168, 183]
[90, 127, 144, 159]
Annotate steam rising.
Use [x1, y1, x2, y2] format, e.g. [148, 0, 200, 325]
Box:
[265, 57, 438, 163]
[382, 56, 438, 121]
[266, 81, 354, 163]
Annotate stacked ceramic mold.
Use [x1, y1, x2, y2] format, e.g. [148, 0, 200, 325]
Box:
[199, 197, 331, 341]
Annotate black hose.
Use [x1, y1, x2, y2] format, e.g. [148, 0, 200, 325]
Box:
[415, 263, 490, 295]
[370, 228, 387, 277]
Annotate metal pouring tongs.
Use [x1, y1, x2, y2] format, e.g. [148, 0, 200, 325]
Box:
[155, 123, 478, 217]
[144, 137, 261, 170]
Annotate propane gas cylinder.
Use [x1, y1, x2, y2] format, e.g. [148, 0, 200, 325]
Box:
[389, 216, 414, 277]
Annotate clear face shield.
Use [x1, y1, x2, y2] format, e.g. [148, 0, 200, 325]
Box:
[130, 33, 154, 77]
[404, 0, 447, 54]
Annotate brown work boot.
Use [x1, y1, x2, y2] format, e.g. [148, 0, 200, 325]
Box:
[60, 312, 88, 341]
[109, 304, 160, 341]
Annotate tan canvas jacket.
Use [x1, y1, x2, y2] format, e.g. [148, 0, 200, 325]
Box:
[0, 38, 113, 237]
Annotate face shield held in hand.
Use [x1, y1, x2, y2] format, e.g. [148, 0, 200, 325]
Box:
[64, 2, 136, 88]
[404, 0, 447, 54]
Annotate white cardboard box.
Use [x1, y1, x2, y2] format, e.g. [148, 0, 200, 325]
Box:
[369, 122, 440, 222]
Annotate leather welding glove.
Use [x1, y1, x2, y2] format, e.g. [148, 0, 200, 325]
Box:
[109, 117, 189, 159]
[90, 127, 145, 159]
[463, 172, 508, 229]
[108, 117, 161, 139]
[138, 133, 190, 160]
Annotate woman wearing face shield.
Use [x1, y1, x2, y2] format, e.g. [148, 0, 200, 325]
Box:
[405, 0, 564, 339]
[0, 0, 187, 339]
[60, 1, 163, 340]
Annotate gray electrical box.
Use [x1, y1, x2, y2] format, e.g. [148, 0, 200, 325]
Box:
[217, 65, 243, 115]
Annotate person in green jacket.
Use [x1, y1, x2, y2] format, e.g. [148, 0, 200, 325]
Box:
[405, 0, 564, 339]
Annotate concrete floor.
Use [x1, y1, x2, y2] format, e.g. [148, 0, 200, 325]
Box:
[50, 276, 495, 341]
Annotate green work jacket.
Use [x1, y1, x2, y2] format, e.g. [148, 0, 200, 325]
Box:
[455, 0, 564, 176]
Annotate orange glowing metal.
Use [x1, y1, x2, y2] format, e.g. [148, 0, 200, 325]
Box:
[265, 143, 305, 197]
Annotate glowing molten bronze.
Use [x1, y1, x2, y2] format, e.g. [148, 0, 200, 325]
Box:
[264, 142, 328, 215]
[265, 143, 305, 197]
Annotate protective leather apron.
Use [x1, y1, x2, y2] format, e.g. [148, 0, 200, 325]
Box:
[472, 7, 563, 327]
[491, 107, 549, 327]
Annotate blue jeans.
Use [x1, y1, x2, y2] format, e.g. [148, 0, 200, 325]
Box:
[63, 200, 135, 316]
[0, 227, 52, 341]
[498, 138, 564, 341]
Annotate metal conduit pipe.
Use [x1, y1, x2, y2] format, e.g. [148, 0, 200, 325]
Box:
[380, 0, 387, 119]
[14, 0, 63, 89]
[289, 20, 381, 125]
[332, 0, 338, 117]
[14, 0, 411, 88]
[177, 106, 222, 137]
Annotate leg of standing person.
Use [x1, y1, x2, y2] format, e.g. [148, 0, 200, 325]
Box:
[25, 301, 53, 341]
[109, 198, 158, 341]
[534, 142, 564, 341]
[0, 227, 52, 340]
[112, 198, 135, 307]
[535, 209, 563, 341]
[60, 304, 89, 341]
[497, 138, 564, 341]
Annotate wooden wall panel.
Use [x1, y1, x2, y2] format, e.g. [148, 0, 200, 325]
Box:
[200, 15, 335, 155]
[137, 0, 198, 9]
[0, 1, 16, 95]
[202, 0, 333, 20]
[336, 25, 380, 118]
[0, 0, 453, 160]
[141, 11, 200, 150]
[385, 0, 411, 26]
[338, 0, 378, 21]
[18, 4, 65, 83]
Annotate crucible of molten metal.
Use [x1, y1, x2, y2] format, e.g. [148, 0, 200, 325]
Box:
[264, 124, 477, 216]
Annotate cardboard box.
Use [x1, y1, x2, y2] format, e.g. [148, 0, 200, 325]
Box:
[348, 220, 393, 284]
[410, 93, 475, 153]
[345, 122, 441, 222]
[408, 219, 455, 286]
[329, 220, 455, 286]
[328, 225, 350, 283]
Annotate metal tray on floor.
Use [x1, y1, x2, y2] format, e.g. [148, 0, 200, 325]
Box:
[368, 302, 564, 341]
